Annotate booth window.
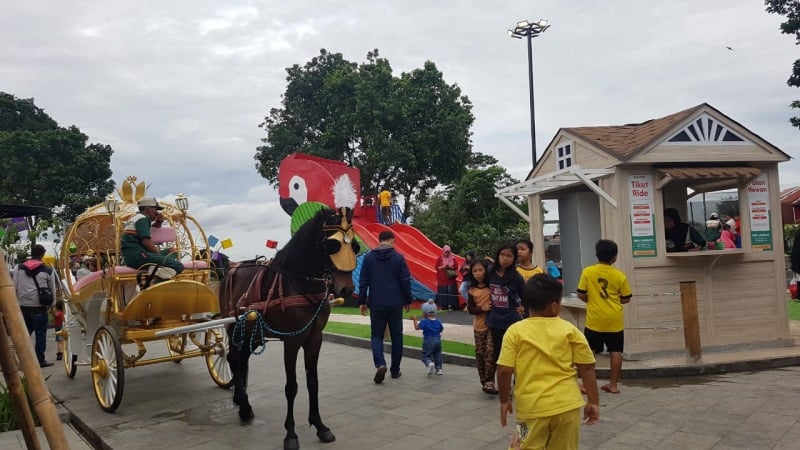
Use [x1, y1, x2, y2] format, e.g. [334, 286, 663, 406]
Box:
[556, 142, 573, 170]
[657, 166, 759, 253]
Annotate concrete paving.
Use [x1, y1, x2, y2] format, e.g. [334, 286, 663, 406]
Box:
[8, 312, 800, 449]
[34, 322, 800, 450]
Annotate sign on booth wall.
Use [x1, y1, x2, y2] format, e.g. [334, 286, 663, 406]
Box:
[628, 174, 657, 257]
[747, 173, 772, 250]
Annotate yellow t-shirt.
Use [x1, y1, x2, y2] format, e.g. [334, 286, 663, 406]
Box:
[577, 263, 632, 332]
[497, 317, 595, 419]
[516, 265, 545, 283]
[379, 190, 391, 207]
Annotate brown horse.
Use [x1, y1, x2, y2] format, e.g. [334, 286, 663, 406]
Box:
[220, 207, 358, 450]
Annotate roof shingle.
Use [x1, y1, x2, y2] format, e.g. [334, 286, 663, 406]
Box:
[562, 104, 706, 161]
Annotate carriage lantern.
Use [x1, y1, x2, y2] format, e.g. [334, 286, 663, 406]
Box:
[175, 193, 189, 212]
[104, 195, 119, 215]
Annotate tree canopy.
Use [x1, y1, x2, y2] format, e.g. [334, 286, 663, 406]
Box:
[411, 159, 530, 258]
[765, 0, 800, 129]
[255, 49, 475, 217]
[0, 92, 115, 223]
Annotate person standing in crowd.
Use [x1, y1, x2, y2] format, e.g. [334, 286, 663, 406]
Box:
[466, 258, 497, 394]
[486, 242, 526, 365]
[458, 250, 475, 302]
[719, 223, 736, 249]
[379, 188, 393, 225]
[435, 245, 459, 311]
[516, 239, 545, 282]
[411, 300, 444, 376]
[791, 225, 800, 277]
[577, 239, 632, 394]
[120, 197, 184, 281]
[704, 212, 722, 245]
[497, 274, 599, 449]
[53, 300, 65, 361]
[12, 244, 56, 367]
[664, 208, 706, 252]
[359, 230, 413, 383]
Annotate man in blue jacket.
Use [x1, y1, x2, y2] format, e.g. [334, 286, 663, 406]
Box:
[359, 230, 412, 383]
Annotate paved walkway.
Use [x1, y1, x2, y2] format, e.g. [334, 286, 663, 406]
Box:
[8, 313, 800, 449]
[40, 339, 800, 449]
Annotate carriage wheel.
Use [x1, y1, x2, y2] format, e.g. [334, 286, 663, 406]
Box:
[62, 301, 78, 378]
[204, 328, 233, 388]
[91, 326, 125, 412]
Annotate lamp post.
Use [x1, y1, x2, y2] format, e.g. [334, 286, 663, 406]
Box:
[508, 19, 550, 167]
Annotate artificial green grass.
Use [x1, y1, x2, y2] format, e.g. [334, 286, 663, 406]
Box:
[323, 321, 475, 357]
[331, 306, 458, 320]
[787, 300, 800, 321]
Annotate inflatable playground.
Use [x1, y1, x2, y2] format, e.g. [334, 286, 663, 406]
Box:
[277, 153, 463, 304]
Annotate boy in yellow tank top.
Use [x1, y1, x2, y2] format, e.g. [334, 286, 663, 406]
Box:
[497, 274, 599, 450]
[576, 239, 632, 395]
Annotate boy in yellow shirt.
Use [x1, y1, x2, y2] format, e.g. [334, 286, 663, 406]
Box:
[577, 239, 632, 394]
[497, 274, 599, 450]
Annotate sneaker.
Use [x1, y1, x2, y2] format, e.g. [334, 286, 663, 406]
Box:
[435, 368, 443, 375]
[426, 361, 435, 376]
[154, 267, 177, 280]
[391, 371, 401, 379]
[39, 361, 54, 368]
[374, 366, 387, 384]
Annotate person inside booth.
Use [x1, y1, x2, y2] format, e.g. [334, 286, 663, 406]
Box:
[664, 208, 706, 252]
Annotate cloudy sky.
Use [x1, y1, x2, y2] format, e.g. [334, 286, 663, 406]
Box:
[2, 1, 797, 259]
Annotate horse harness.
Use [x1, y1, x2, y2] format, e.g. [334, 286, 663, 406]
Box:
[223, 258, 328, 319]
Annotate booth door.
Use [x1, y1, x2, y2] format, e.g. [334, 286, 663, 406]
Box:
[558, 192, 602, 294]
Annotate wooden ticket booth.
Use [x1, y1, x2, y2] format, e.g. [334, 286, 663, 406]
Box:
[497, 103, 791, 359]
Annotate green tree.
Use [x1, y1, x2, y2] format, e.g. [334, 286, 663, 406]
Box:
[255, 49, 475, 217]
[411, 165, 529, 257]
[765, 0, 800, 128]
[0, 93, 115, 225]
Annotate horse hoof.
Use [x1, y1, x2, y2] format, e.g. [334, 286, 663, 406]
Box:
[317, 429, 336, 443]
[238, 405, 254, 424]
[284, 437, 300, 450]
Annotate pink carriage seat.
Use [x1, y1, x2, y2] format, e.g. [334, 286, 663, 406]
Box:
[183, 260, 209, 270]
[150, 226, 177, 245]
[72, 266, 140, 292]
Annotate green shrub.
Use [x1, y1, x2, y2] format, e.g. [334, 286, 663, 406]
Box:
[0, 378, 39, 432]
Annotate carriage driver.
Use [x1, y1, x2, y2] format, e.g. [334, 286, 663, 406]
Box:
[120, 197, 184, 281]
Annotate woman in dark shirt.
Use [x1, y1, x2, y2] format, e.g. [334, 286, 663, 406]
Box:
[485, 242, 526, 363]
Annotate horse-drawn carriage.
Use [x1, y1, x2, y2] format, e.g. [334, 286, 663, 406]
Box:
[57, 176, 231, 412]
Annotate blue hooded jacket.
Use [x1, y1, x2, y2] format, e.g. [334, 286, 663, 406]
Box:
[358, 244, 412, 310]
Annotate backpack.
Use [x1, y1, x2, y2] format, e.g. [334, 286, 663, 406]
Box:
[22, 264, 54, 306]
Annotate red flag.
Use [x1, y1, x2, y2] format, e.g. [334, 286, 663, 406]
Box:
[265, 239, 278, 249]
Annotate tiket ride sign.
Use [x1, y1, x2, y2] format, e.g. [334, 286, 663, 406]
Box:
[747, 173, 772, 250]
[629, 174, 657, 257]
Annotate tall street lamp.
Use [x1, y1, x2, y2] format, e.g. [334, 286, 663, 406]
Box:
[508, 19, 550, 168]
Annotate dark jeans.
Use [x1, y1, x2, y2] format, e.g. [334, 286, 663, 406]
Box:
[421, 336, 442, 370]
[370, 308, 404, 375]
[21, 306, 49, 363]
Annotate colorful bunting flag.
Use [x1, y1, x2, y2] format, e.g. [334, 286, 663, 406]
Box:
[207, 235, 219, 248]
[265, 239, 278, 249]
[221, 238, 233, 249]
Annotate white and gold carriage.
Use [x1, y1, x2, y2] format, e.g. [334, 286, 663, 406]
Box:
[57, 176, 232, 412]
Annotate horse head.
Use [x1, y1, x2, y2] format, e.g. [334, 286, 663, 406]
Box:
[318, 206, 358, 299]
